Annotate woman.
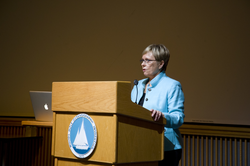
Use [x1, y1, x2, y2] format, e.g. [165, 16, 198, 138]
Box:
[131, 44, 185, 166]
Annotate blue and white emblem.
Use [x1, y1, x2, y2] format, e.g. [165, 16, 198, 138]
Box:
[68, 113, 97, 158]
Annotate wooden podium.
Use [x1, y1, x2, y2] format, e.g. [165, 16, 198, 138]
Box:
[51, 81, 166, 166]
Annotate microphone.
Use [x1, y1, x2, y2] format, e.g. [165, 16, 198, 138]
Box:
[134, 79, 138, 104]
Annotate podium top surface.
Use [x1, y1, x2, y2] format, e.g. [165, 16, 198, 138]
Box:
[52, 81, 166, 125]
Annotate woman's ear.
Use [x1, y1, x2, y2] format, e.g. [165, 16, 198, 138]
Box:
[159, 60, 164, 70]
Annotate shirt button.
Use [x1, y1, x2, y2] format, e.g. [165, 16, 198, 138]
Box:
[145, 98, 148, 101]
[148, 88, 151, 91]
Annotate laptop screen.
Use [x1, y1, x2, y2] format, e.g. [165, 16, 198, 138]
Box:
[29, 91, 53, 122]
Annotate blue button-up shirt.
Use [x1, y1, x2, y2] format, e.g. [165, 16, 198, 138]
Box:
[131, 72, 185, 151]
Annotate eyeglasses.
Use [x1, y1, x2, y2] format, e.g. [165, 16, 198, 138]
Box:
[140, 59, 158, 64]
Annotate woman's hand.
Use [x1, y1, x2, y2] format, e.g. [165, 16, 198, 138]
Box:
[150, 109, 164, 121]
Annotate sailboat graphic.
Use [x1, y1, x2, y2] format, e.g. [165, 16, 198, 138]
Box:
[73, 119, 89, 150]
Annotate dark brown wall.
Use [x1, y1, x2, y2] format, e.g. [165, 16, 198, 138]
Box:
[1, 0, 250, 125]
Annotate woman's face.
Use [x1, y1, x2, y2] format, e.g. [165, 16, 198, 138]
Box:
[141, 52, 164, 81]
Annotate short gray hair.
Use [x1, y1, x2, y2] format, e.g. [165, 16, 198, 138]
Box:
[142, 44, 170, 72]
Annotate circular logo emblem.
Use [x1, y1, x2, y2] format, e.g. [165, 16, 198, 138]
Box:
[68, 113, 97, 158]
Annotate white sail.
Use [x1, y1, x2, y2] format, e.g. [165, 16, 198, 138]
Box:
[73, 119, 89, 150]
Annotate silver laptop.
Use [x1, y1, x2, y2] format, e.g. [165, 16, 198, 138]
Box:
[29, 91, 53, 122]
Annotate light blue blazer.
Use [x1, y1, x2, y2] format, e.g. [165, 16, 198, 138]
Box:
[131, 72, 185, 151]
